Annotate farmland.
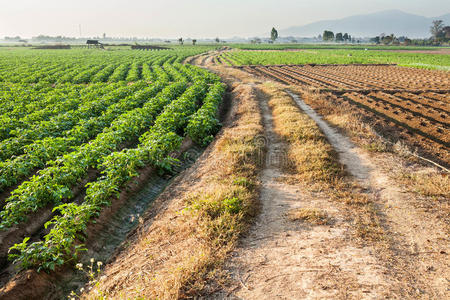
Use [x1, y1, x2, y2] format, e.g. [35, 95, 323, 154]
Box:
[0, 47, 213, 83]
[0, 44, 449, 299]
[235, 64, 450, 166]
[215, 49, 450, 70]
[0, 47, 226, 292]
[230, 43, 449, 51]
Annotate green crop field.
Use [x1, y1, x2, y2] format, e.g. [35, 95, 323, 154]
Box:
[0, 41, 448, 298]
[218, 49, 450, 70]
[0, 47, 225, 271]
[0, 47, 215, 83]
[230, 43, 449, 51]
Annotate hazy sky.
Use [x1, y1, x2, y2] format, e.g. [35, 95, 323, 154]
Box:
[1, 0, 449, 38]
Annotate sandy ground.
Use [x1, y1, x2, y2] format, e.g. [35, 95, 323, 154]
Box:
[288, 91, 449, 298]
[211, 86, 395, 299]
[197, 61, 449, 299]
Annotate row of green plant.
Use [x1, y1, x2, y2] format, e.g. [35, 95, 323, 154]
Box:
[0, 82, 166, 192]
[8, 81, 226, 271]
[186, 82, 226, 146]
[0, 83, 125, 160]
[0, 47, 217, 84]
[0, 62, 211, 144]
[0, 82, 188, 229]
[222, 49, 450, 70]
[0, 84, 85, 138]
[229, 43, 448, 51]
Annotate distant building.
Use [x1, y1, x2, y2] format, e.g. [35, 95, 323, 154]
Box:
[86, 40, 103, 48]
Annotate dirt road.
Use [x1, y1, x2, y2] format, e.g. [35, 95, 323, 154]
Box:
[197, 62, 449, 299]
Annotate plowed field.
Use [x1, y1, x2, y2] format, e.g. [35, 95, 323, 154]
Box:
[237, 65, 450, 166]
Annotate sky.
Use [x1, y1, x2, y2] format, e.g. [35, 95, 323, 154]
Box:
[1, 0, 449, 39]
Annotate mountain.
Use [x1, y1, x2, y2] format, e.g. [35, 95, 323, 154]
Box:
[280, 10, 450, 38]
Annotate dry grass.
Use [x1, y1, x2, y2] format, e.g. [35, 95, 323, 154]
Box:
[397, 172, 450, 198]
[291, 85, 449, 232]
[262, 83, 343, 185]
[287, 208, 329, 225]
[83, 83, 264, 299]
[260, 82, 385, 243]
[293, 87, 389, 153]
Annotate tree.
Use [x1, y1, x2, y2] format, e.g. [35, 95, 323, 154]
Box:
[343, 33, 349, 42]
[371, 36, 381, 44]
[178, 37, 183, 45]
[271, 27, 278, 42]
[215, 37, 220, 43]
[335, 32, 344, 42]
[381, 34, 394, 45]
[444, 26, 450, 40]
[323, 30, 334, 41]
[192, 39, 197, 45]
[4, 36, 21, 40]
[430, 20, 444, 40]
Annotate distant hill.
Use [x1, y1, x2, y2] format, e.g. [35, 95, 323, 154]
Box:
[280, 10, 450, 38]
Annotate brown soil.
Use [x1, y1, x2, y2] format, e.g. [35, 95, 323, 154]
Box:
[188, 59, 449, 298]
[236, 64, 450, 168]
[245, 65, 450, 90]
[210, 85, 395, 299]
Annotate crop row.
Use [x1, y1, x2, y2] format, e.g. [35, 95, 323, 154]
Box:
[223, 49, 450, 70]
[0, 82, 166, 192]
[241, 65, 450, 91]
[8, 81, 226, 271]
[0, 47, 217, 84]
[0, 82, 188, 229]
[0, 83, 125, 157]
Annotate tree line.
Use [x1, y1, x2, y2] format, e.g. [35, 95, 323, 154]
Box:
[322, 31, 354, 42]
[321, 20, 449, 46]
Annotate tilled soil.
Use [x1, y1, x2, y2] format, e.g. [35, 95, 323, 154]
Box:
[229, 63, 449, 168]
[242, 65, 450, 90]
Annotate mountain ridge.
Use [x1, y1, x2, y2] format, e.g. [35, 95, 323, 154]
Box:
[280, 10, 450, 38]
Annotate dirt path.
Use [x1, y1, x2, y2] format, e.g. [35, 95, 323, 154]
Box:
[210, 85, 449, 299]
[192, 62, 449, 299]
[289, 92, 450, 299]
[287, 91, 449, 298]
[212, 86, 398, 299]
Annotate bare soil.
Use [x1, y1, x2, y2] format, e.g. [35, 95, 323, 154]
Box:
[211, 86, 394, 299]
[190, 59, 449, 299]
[236, 64, 450, 168]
